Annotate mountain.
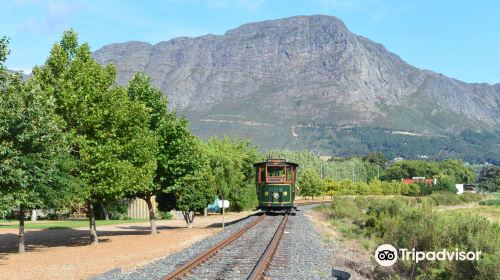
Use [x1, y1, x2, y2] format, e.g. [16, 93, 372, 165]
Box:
[93, 15, 500, 163]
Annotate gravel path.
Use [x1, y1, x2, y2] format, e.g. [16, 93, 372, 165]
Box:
[265, 204, 335, 279]
[92, 204, 336, 280]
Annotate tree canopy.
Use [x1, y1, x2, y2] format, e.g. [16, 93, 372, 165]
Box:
[31, 30, 157, 244]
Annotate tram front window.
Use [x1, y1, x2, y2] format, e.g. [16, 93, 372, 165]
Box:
[267, 166, 284, 177]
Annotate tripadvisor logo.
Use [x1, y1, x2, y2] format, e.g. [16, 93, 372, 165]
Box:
[375, 244, 482, 267]
[375, 244, 398, 266]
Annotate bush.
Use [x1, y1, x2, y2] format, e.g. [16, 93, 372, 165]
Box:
[479, 199, 500, 206]
[229, 183, 258, 211]
[158, 210, 173, 220]
[321, 196, 499, 279]
[427, 192, 483, 206]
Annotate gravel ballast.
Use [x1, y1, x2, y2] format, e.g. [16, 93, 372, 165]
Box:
[92, 204, 337, 280]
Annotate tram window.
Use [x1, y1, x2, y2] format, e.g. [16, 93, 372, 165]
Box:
[267, 166, 284, 177]
[259, 167, 266, 183]
[286, 166, 292, 181]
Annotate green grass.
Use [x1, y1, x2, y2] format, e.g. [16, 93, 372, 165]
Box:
[0, 219, 149, 229]
[479, 199, 500, 206]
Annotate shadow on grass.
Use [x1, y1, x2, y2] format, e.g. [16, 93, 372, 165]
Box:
[0, 226, 159, 256]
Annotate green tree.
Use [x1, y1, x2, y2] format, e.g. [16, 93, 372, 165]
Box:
[32, 30, 156, 244]
[125, 73, 169, 234]
[433, 175, 458, 193]
[157, 167, 216, 228]
[324, 178, 340, 198]
[155, 119, 212, 228]
[363, 152, 388, 167]
[205, 137, 260, 211]
[298, 169, 325, 199]
[337, 179, 356, 195]
[438, 160, 476, 183]
[477, 165, 500, 192]
[0, 40, 75, 252]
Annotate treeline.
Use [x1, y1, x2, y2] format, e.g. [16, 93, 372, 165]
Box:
[307, 126, 500, 165]
[276, 150, 497, 198]
[0, 31, 260, 253]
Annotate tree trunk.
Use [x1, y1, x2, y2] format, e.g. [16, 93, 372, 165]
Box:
[18, 208, 25, 254]
[144, 195, 157, 234]
[88, 200, 98, 245]
[101, 203, 109, 220]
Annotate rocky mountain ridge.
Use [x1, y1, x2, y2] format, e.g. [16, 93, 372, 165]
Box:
[92, 15, 500, 162]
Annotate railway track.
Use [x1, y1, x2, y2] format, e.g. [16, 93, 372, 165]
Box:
[164, 213, 289, 280]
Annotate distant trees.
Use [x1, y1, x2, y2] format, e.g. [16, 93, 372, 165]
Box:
[298, 169, 325, 199]
[382, 159, 475, 184]
[477, 165, 500, 192]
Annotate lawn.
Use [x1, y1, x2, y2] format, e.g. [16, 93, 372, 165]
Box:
[0, 219, 149, 229]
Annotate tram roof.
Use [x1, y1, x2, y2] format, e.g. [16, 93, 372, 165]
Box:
[253, 158, 299, 167]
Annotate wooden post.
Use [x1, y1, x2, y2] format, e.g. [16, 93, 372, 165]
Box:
[222, 202, 225, 229]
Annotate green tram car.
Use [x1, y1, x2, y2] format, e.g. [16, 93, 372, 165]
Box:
[254, 159, 299, 213]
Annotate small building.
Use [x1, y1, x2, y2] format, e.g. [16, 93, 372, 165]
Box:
[455, 184, 477, 194]
[126, 197, 157, 219]
[402, 177, 436, 185]
[463, 184, 477, 193]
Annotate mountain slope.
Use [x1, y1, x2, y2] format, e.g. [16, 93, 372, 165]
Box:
[93, 15, 500, 162]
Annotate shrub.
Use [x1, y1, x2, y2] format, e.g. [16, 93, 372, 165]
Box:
[321, 196, 500, 279]
[158, 210, 173, 220]
[479, 199, 500, 206]
[329, 197, 361, 220]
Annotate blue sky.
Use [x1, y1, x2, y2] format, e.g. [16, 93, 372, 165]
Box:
[1, 0, 499, 84]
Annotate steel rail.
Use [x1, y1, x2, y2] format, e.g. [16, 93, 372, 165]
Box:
[247, 213, 289, 280]
[164, 214, 266, 280]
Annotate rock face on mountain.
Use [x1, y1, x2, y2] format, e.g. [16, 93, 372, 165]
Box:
[93, 15, 499, 131]
[93, 15, 500, 161]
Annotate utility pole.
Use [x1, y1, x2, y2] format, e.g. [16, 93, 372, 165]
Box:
[351, 162, 355, 182]
[377, 165, 380, 180]
[320, 159, 323, 179]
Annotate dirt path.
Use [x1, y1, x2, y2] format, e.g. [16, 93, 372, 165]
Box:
[305, 210, 373, 280]
[0, 212, 253, 280]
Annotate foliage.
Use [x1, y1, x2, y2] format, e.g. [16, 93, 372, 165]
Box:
[266, 150, 368, 182]
[324, 178, 420, 196]
[383, 159, 476, 183]
[93, 200, 128, 220]
[0, 48, 75, 214]
[287, 126, 500, 165]
[322, 195, 499, 279]
[363, 152, 388, 167]
[477, 165, 500, 192]
[205, 136, 261, 211]
[479, 199, 500, 206]
[33, 29, 157, 200]
[158, 210, 173, 220]
[30, 30, 157, 243]
[298, 169, 325, 198]
[157, 167, 216, 227]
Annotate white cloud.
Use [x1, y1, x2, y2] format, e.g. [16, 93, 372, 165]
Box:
[318, 0, 363, 12]
[169, 0, 264, 12]
[18, 0, 88, 33]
